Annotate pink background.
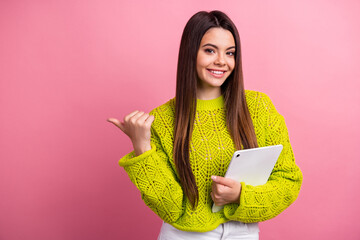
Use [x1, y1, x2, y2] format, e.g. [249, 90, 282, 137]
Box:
[1, 0, 359, 239]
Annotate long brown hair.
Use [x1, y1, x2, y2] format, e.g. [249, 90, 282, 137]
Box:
[174, 10, 258, 209]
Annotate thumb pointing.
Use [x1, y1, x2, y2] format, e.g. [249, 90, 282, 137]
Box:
[107, 118, 125, 132]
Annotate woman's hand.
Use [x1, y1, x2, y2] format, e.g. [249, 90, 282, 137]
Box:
[210, 175, 241, 206]
[107, 111, 155, 156]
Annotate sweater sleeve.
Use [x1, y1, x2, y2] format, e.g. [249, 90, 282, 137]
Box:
[119, 113, 184, 223]
[223, 93, 303, 223]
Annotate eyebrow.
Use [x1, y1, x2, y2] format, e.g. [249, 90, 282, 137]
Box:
[201, 43, 236, 50]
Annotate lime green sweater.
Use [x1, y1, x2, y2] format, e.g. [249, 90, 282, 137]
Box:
[119, 90, 302, 232]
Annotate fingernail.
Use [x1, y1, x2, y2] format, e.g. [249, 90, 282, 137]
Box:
[211, 175, 216, 180]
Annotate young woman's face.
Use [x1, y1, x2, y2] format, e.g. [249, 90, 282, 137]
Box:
[196, 27, 235, 96]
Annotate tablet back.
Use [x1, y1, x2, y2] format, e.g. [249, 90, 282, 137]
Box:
[212, 144, 283, 213]
[225, 145, 283, 184]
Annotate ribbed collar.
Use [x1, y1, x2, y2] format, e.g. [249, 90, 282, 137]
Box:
[196, 95, 225, 111]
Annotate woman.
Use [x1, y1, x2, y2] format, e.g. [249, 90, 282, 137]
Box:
[108, 10, 302, 240]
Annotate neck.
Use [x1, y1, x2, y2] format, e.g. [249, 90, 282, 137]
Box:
[196, 87, 221, 100]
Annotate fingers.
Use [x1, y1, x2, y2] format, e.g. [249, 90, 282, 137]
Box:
[211, 176, 241, 205]
[210, 191, 216, 204]
[145, 114, 155, 126]
[211, 191, 225, 206]
[136, 112, 150, 125]
[210, 191, 222, 205]
[211, 178, 225, 206]
[108, 111, 154, 134]
[126, 111, 153, 128]
[211, 175, 234, 187]
[128, 110, 140, 117]
[127, 111, 144, 123]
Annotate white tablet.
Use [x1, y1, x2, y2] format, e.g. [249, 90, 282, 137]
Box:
[212, 144, 283, 213]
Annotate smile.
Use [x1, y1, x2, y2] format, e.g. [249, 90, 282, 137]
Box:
[207, 69, 226, 78]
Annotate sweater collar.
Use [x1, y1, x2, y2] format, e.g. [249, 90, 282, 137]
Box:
[196, 95, 225, 111]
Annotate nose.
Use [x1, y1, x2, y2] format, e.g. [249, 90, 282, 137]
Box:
[214, 53, 226, 66]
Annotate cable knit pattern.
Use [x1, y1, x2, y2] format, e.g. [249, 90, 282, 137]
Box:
[119, 90, 303, 232]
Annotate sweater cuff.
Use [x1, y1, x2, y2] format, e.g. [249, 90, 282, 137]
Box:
[239, 181, 246, 209]
[119, 142, 156, 167]
[223, 182, 246, 220]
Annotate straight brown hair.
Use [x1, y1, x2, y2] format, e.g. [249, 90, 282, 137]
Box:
[174, 10, 258, 209]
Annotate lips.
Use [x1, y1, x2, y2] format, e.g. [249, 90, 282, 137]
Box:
[207, 69, 226, 78]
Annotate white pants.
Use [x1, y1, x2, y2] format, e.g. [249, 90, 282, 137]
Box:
[157, 221, 259, 240]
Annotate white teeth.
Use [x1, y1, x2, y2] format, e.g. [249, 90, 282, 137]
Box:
[210, 70, 224, 74]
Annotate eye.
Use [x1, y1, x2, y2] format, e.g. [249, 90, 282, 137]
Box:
[227, 51, 235, 56]
[205, 49, 215, 54]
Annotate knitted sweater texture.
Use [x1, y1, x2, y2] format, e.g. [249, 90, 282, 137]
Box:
[119, 90, 303, 232]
